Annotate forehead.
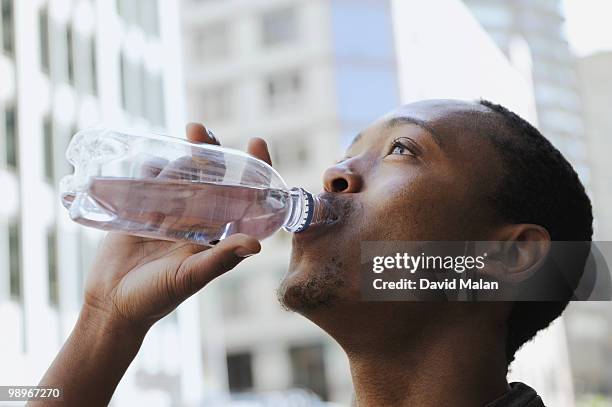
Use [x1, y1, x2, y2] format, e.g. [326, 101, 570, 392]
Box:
[388, 99, 491, 123]
[351, 99, 494, 151]
[346, 100, 505, 190]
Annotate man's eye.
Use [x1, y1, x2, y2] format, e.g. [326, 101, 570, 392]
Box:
[390, 141, 415, 156]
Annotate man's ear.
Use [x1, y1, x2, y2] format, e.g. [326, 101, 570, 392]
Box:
[482, 224, 551, 283]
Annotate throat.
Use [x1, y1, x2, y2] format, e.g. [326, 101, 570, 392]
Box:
[345, 325, 510, 407]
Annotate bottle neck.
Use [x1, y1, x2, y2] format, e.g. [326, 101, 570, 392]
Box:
[283, 188, 337, 233]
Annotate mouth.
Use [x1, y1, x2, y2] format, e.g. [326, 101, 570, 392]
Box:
[292, 192, 350, 241]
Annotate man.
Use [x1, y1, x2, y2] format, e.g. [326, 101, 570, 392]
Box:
[32, 99, 592, 406]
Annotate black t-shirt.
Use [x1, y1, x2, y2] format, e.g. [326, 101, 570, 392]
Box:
[350, 381, 545, 406]
[485, 382, 545, 407]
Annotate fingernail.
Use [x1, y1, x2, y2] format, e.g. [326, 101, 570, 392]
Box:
[207, 129, 218, 143]
[234, 246, 256, 258]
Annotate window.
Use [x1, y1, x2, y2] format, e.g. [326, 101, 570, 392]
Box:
[47, 228, 59, 307]
[118, 0, 160, 38]
[144, 71, 165, 126]
[261, 7, 297, 47]
[140, 0, 160, 37]
[39, 6, 50, 73]
[66, 25, 75, 85]
[53, 125, 74, 180]
[468, 4, 513, 29]
[271, 138, 309, 171]
[9, 222, 20, 301]
[91, 37, 98, 95]
[200, 85, 232, 121]
[226, 352, 253, 392]
[534, 83, 580, 110]
[121, 58, 162, 123]
[289, 344, 329, 401]
[74, 33, 98, 96]
[193, 23, 230, 61]
[119, 52, 144, 117]
[1, 0, 14, 55]
[221, 277, 248, 317]
[116, 0, 138, 26]
[265, 71, 302, 110]
[119, 54, 127, 109]
[139, 63, 147, 119]
[539, 109, 584, 135]
[43, 116, 54, 181]
[5, 105, 17, 169]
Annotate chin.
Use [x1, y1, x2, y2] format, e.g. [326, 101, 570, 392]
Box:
[276, 252, 348, 315]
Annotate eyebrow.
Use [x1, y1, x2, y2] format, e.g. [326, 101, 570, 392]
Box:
[347, 116, 443, 150]
[384, 116, 443, 147]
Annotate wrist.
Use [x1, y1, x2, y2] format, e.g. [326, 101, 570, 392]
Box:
[77, 304, 150, 344]
[33, 304, 148, 406]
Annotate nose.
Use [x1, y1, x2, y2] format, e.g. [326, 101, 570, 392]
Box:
[323, 164, 363, 193]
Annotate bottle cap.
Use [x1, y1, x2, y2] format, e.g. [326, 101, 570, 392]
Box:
[294, 188, 314, 233]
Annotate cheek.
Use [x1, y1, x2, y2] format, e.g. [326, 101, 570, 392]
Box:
[360, 170, 461, 240]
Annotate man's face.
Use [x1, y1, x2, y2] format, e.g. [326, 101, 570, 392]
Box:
[278, 99, 506, 314]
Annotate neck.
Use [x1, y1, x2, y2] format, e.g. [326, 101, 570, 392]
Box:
[320, 304, 510, 407]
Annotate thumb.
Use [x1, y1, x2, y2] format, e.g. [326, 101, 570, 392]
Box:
[176, 234, 261, 298]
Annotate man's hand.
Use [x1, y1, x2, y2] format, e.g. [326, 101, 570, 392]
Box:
[84, 232, 258, 331]
[31, 124, 273, 407]
[83, 123, 273, 333]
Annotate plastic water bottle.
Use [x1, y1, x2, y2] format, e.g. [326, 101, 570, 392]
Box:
[60, 129, 337, 245]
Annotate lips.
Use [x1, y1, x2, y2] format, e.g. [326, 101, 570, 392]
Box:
[293, 192, 351, 241]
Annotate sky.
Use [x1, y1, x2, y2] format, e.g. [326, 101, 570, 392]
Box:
[563, 0, 612, 57]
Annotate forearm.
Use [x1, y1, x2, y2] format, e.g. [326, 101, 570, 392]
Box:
[28, 306, 148, 407]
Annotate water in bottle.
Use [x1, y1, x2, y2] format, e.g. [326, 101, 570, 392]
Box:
[60, 129, 336, 245]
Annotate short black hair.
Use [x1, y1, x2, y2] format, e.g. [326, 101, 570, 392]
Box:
[477, 100, 593, 364]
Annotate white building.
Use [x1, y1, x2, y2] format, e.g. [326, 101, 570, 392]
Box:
[182, 0, 575, 405]
[462, 0, 589, 185]
[0, 1, 203, 405]
[577, 52, 612, 241]
[181, 0, 364, 402]
[564, 52, 612, 404]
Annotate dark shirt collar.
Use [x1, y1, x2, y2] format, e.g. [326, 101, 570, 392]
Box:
[485, 382, 545, 407]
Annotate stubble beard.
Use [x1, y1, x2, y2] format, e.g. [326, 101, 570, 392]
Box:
[276, 255, 347, 314]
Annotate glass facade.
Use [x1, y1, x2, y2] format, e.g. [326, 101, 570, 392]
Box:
[330, 0, 399, 148]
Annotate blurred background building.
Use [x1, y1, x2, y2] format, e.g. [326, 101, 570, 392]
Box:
[577, 52, 612, 241]
[462, 0, 589, 183]
[181, 0, 603, 406]
[181, 0, 399, 403]
[461, 2, 612, 406]
[0, 0, 610, 406]
[568, 51, 612, 405]
[0, 0, 202, 405]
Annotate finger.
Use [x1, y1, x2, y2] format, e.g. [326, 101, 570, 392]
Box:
[140, 157, 169, 178]
[175, 234, 261, 297]
[246, 137, 272, 166]
[184, 123, 226, 182]
[186, 122, 219, 145]
[240, 137, 273, 186]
